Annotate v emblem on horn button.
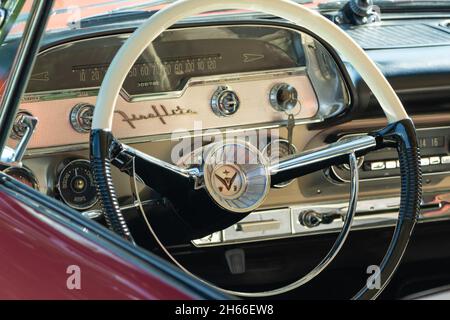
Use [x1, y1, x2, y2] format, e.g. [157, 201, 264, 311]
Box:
[214, 172, 238, 191]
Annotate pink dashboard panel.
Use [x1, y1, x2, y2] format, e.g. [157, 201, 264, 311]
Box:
[18, 72, 318, 150]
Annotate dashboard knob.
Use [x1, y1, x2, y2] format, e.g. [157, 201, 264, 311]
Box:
[269, 83, 298, 112]
[70, 103, 94, 133]
[298, 210, 322, 228]
[10, 110, 34, 140]
[211, 86, 240, 117]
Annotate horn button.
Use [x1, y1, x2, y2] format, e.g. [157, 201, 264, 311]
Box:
[203, 142, 270, 213]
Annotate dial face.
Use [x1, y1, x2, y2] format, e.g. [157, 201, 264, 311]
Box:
[57, 160, 98, 210]
[3, 166, 39, 190]
[263, 139, 297, 188]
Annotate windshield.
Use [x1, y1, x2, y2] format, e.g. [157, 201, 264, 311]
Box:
[13, 0, 450, 35]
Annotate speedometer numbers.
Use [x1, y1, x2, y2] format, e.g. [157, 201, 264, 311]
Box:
[56, 159, 98, 210]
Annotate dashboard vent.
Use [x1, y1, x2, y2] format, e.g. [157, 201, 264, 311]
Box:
[346, 24, 450, 49]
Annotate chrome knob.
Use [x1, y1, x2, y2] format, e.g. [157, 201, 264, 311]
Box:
[299, 210, 322, 228]
[70, 103, 94, 133]
[10, 111, 34, 140]
[211, 86, 240, 117]
[269, 83, 298, 112]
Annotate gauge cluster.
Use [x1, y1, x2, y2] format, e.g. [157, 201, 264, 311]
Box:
[2, 158, 99, 213]
[263, 139, 298, 188]
[26, 26, 302, 98]
[17, 24, 349, 151]
[6, 23, 350, 220]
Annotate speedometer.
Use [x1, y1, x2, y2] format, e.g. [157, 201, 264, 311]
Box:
[26, 26, 304, 98]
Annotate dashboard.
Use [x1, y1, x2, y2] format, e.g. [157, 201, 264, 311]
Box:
[5, 23, 350, 215]
[18, 25, 350, 149]
[4, 15, 450, 295]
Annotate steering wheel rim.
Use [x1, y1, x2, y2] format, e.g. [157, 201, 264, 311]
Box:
[90, 0, 421, 300]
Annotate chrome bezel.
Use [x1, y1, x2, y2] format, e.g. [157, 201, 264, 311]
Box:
[3, 165, 40, 191]
[21, 24, 350, 111]
[269, 83, 299, 112]
[210, 86, 240, 117]
[69, 103, 94, 133]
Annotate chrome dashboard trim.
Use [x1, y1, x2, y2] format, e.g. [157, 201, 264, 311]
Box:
[23, 116, 323, 157]
[22, 24, 315, 103]
[192, 193, 450, 247]
[123, 67, 310, 103]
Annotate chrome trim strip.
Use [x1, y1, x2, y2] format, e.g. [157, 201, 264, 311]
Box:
[23, 117, 323, 157]
[192, 194, 450, 247]
[123, 67, 309, 103]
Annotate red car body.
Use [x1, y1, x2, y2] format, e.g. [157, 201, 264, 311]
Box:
[0, 187, 199, 299]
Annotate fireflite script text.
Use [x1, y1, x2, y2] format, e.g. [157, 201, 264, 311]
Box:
[115, 105, 197, 128]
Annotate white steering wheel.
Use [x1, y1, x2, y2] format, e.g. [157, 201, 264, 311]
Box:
[90, 0, 421, 300]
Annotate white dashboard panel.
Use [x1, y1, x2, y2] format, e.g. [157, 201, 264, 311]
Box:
[16, 71, 318, 150]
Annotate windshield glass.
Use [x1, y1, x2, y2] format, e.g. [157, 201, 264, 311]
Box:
[13, 0, 450, 35]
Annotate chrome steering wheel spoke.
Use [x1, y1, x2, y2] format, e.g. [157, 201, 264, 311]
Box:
[269, 134, 377, 186]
